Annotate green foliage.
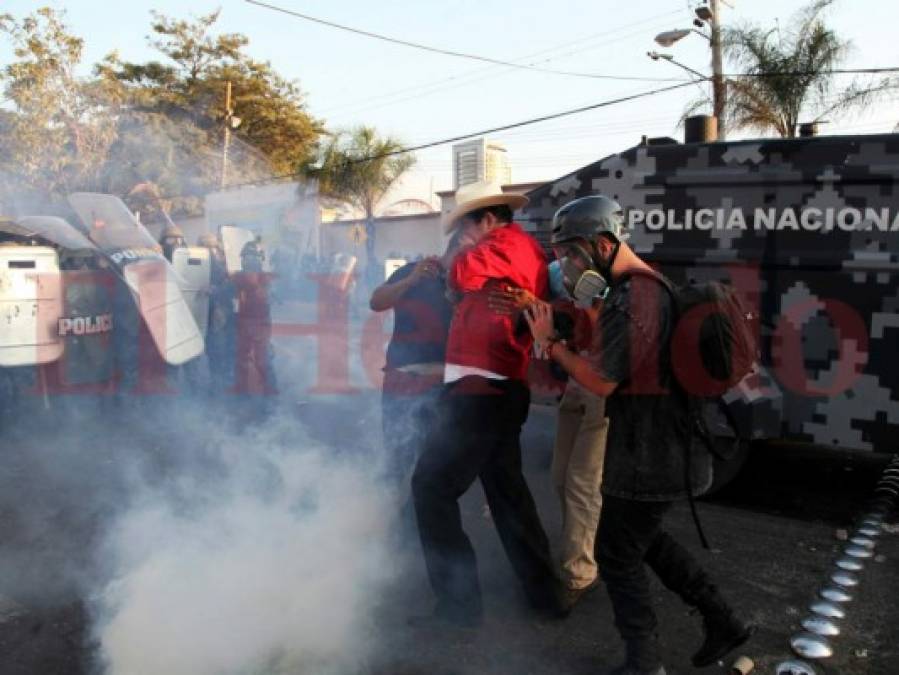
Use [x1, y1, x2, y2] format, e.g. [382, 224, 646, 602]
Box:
[317, 126, 415, 219]
[0, 7, 117, 202]
[316, 126, 415, 264]
[104, 10, 323, 182]
[0, 6, 323, 219]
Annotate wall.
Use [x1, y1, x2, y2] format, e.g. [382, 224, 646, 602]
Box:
[145, 215, 206, 245]
[320, 212, 443, 272]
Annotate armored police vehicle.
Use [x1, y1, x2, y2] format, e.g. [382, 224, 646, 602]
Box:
[523, 132, 899, 474]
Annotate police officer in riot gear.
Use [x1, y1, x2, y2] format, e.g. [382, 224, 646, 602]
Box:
[197, 232, 235, 399]
[524, 195, 753, 675]
[240, 239, 265, 274]
[232, 239, 276, 417]
[159, 224, 186, 263]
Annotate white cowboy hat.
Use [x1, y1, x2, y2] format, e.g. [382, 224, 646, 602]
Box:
[443, 180, 529, 233]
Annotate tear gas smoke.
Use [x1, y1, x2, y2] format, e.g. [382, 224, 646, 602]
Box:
[0, 109, 420, 675]
[93, 410, 396, 675]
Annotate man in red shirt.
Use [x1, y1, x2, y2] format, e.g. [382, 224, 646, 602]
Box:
[411, 181, 562, 628]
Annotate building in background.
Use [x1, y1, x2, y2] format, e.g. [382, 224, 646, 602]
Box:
[378, 198, 436, 217]
[204, 181, 321, 258]
[452, 138, 512, 189]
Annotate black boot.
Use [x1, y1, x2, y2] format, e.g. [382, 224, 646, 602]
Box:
[691, 590, 754, 668]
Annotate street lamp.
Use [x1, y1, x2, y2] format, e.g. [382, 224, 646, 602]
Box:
[654, 28, 709, 48]
[646, 51, 708, 81]
[695, 5, 714, 22]
[651, 1, 727, 139]
[654, 29, 692, 48]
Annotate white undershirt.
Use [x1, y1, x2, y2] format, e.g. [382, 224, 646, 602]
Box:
[443, 363, 508, 384]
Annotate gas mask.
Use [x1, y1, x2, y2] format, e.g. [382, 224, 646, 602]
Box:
[557, 242, 609, 308]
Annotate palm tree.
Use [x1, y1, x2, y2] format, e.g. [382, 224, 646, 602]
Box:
[315, 126, 415, 272]
[690, 0, 893, 138]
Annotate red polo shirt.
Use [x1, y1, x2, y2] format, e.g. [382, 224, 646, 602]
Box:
[445, 222, 548, 381]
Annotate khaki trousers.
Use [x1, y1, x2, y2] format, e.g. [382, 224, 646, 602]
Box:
[551, 382, 609, 589]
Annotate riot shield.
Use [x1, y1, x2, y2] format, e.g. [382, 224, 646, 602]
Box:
[56, 269, 116, 387]
[67, 193, 203, 366]
[17, 216, 96, 252]
[16, 217, 117, 386]
[329, 253, 357, 292]
[221, 225, 255, 275]
[0, 245, 64, 367]
[221, 225, 271, 275]
[171, 246, 211, 337]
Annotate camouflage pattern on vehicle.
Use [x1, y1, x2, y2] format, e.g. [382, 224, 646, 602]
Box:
[521, 133, 899, 454]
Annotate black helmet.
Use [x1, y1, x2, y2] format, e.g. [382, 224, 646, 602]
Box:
[551, 195, 624, 245]
[197, 232, 220, 249]
[240, 240, 263, 259]
[161, 224, 185, 241]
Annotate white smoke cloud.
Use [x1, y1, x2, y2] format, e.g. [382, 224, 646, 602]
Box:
[91, 412, 396, 675]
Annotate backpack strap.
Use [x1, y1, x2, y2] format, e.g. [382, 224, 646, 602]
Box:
[617, 267, 711, 549]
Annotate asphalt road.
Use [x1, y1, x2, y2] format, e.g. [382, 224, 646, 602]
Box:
[0, 394, 896, 675]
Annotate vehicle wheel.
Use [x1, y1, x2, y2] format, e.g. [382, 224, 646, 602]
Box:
[705, 437, 751, 495]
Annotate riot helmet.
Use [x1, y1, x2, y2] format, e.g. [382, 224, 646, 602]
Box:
[240, 240, 265, 273]
[550, 195, 625, 245]
[59, 249, 97, 270]
[197, 232, 220, 249]
[160, 224, 186, 261]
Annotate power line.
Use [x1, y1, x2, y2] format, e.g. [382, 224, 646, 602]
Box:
[204, 60, 899, 193]
[318, 10, 688, 117]
[220, 79, 700, 192]
[244, 0, 689, 83]
[351, 81, 700, 160]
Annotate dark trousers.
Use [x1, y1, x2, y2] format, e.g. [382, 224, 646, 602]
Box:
[412, 376, 557, 620]
[205, 323, 235, 397]
[596, 496, 713, 647]
[234, 323, 276, 396]
[381, 369, 442, 487]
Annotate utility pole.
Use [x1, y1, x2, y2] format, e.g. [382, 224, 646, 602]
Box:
[709, 0, 727, 139]
[221, 80, 233, 189]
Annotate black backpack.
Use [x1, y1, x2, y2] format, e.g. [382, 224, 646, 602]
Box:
[625, 269, 759, 395]
[652, 274, 759, 395]
[626, 269, 760, 548]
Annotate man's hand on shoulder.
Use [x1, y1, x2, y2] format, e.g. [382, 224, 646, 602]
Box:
[409, 256, 441, 283]
[487, 283, 537, 316]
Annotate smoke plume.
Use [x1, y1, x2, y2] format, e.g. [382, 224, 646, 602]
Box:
[91, 404, 395, 675]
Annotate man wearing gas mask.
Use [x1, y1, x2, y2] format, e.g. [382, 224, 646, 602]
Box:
[524, 196, 752, 675]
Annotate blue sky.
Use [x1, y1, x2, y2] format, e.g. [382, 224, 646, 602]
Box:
[4, 1, 897, 207]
